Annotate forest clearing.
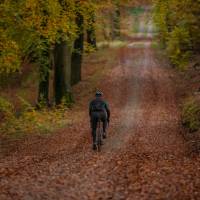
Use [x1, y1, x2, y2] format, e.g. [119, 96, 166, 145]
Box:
[1, 0, 200, 199]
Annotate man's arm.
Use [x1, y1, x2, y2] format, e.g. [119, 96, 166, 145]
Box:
[105, 101, 110, 120]
[89, 101, 92, 117]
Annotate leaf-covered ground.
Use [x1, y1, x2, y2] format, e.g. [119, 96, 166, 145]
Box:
[1, 13, 200, 200]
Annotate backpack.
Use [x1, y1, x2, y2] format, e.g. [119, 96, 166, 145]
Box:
[92, 100, 105, 112]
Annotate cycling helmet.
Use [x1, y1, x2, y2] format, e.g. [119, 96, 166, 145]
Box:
[95, 91, 103, 97]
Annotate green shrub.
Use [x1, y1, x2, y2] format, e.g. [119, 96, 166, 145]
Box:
[0, 96, 14, 119]
[0, 96, 70, 138]
[166, 27, 192, 70]
[0, 107, 70, 138]
[182, 98, 200, 132]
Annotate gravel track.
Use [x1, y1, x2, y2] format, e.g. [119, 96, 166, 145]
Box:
[1, 16, 200, 200]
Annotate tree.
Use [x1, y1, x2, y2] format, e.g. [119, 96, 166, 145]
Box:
[112, 0, 121, 39]
[86, 8, 97, 50]
[37, 39, 51, 106]
[0, 0, 132, 107]
[54, 40, 73, 105]
[71, 7, 84, 85]
[153, 0, 200, 68]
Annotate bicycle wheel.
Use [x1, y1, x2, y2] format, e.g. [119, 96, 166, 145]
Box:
[96, 120, 102, 152]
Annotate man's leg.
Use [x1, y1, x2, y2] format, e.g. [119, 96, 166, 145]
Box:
[101, 114, 107, 139]
[91, 114, 98, 149]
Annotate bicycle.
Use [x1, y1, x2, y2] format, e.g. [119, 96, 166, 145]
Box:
[95, 119, 103, 152]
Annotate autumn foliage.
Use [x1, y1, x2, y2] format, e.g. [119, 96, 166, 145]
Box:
[153, 0, 200, 69]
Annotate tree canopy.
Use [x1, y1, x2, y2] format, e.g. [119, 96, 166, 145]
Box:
[154, 0, 200, 68]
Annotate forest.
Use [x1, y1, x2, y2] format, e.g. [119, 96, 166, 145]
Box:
[0, 0, 128, 136]
[1, 0, 200, 137]
[1, 0, 200, 199]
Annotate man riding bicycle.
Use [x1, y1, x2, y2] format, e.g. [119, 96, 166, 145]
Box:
[89, 91, 110, 150]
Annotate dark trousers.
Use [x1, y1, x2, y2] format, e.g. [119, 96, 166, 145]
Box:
[91, 111, 107, 144]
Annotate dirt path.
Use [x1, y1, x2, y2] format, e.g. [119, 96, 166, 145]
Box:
[1, 13, 200, 200]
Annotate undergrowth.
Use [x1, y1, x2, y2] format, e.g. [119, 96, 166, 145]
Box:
[166, 27, 192, 70]
[182, 97, 200, 132]
[0, 96, 70, 139]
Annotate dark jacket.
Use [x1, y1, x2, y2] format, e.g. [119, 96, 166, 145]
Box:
[89, 97, 110, 119]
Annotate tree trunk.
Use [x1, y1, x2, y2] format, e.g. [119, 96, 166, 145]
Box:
[37, 43, 50, 107]
[87, 12, 97, 49]
[71, 13, 84, 86]
[38, 66, 50, 106]
[54, 40, 73, 105]
[112, 2, 121, 39]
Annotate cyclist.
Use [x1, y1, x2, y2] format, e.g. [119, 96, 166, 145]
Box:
[89, 91, 110, 150]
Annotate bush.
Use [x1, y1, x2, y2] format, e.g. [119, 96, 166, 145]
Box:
[182, 97, 200, 132]
[0, 97, 70, 138]
[0, 96, 14, 120]
[166, 27, 192, 70]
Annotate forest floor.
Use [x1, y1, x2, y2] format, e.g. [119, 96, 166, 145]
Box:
[1, 12, 200, 200]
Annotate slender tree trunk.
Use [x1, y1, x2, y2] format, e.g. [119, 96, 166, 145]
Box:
[38, 66, 49, 106]
[37, 42, 50, 107]
[71, 13, 84, 85]
[112, 2, 121, 39]
[87, 12, 97, 49]
[54, 40, 73, 105]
